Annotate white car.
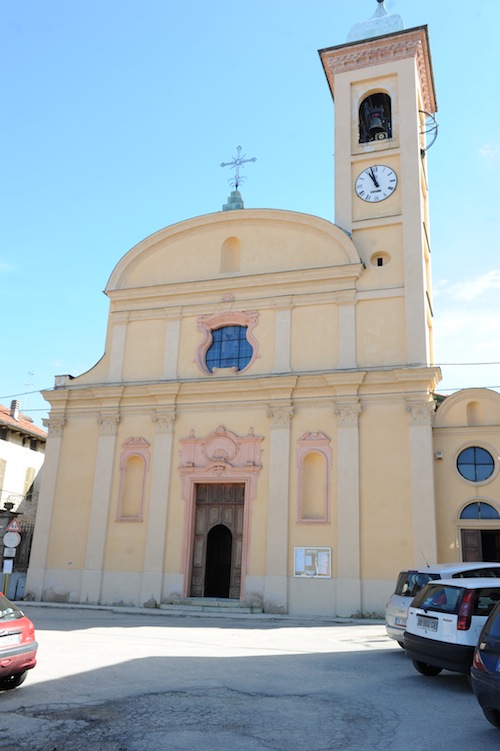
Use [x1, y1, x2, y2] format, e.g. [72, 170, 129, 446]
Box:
[385, 562, 500, 646]
[404, 578, 500, 676]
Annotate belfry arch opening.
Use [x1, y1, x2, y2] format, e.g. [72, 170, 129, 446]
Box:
[359, 93, 392, 143]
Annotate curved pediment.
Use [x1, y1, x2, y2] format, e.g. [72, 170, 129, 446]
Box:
[106, 209, 362, 293]
[434, 388, 500, 428]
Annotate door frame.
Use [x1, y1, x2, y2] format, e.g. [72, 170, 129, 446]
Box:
[178, 426, 264, 600]
[182, 477, 253, 600]
[458, 519, 500, 562]
[190, 484, 245, 599]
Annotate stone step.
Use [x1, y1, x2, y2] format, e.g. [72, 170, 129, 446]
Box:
[159, 597, 263, 615]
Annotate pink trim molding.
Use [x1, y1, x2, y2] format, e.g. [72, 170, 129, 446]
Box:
[296, 432, 332, 523]
[116, 437, 151, 522]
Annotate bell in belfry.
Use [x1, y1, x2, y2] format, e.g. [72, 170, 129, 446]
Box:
[367, 105, 388, 140]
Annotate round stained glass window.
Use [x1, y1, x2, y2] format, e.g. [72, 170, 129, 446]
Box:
[456, 447, 495, 482]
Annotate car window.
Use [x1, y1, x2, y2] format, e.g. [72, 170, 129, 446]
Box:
[412, 584, 464, 614]
[0, 593, 24, 622]
[483, 602, 500, 637]
[452, 568, 500, 579]
[473, 588, 500, 617]
[395, 571, 439, 597]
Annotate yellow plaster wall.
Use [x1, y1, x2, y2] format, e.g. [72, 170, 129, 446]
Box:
[122, 318, 166, 381]
[45, 418, 99, 569]
[359, 402, 413, 579]
[291, 304, 338, 371]
[356, 297, 406, 367]
[353, 224, 403, 287]
[103, 520, 148, 572]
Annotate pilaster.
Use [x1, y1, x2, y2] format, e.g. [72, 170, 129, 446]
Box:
[107, 313, 129, 382]
[25, 414, 66, 600]
[273, 298, 292, 373]
[333, 398, 362, 616]
[404, 397, 437, 565]
[139, 410, 176, 605]
[162, 309, 182, 379]
[264, 404, 294, 612]
[81, 410, 120, 603]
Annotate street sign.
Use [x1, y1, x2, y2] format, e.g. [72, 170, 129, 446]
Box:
[2, 531, 21, 548]
[5, 519, 21, 533]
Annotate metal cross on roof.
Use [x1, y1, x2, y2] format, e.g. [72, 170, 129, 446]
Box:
[220, 145, 256, 189]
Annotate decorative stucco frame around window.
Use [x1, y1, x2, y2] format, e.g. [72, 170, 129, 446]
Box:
[116, 437, 151, 522]
[194, 310, 259, 375]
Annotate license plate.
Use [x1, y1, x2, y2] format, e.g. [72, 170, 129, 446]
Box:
[417, 615, 438, 632]
[395, 617, 407, 627]
[0, 632, 21, 646]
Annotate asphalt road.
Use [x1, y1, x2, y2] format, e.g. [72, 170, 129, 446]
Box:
[1, 604, 498, 750]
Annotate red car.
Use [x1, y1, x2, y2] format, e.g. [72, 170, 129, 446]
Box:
[0, 592, 37, 690]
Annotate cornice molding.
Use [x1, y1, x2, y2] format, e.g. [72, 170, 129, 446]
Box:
[320, 27, 436, 114]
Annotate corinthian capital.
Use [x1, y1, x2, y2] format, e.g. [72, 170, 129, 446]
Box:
[48, 415, 66, 437]
[97, 412, 120, 435]
[152, 410, 176, 433]
[404, 399, 435, 426]
[333, 400, 362, 426]
[266, 406, 294, 428]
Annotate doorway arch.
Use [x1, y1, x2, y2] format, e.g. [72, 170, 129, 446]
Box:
[204, 524, 232, 598]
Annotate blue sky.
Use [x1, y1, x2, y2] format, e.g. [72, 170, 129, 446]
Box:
[2, 0, 500, 427]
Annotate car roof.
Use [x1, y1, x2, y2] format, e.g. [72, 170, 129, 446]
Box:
[423, 577, 500, 589]
[404, 562, 500, 574]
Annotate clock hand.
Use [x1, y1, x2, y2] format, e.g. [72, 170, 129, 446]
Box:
[368, 168, 380, 188]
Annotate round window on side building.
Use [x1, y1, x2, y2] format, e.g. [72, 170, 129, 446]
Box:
[457, 447, 495, 482]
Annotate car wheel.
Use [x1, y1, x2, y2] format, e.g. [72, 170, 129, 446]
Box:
[397, 641, 405, 649]
[483, 708, 500, 729]
[0, 671, 28, 691]
[412, 659, 442, 676]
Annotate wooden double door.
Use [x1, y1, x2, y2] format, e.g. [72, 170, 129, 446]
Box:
[190, 483, 245, 599]
[462, 529, 500, 561]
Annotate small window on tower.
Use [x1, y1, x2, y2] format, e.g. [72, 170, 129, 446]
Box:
[359, 93, 392, 144]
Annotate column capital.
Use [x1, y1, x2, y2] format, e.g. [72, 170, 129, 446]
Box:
[97, 411, 120, 435]
[151, 410, 176, 433]
[266, 405, 294, 428]
[333, 399, 362, 426]
[403, 398, 435, 426]
[47, 415, 66, 437]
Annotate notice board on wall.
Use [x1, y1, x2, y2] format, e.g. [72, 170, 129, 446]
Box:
[294, 547, 331, 578]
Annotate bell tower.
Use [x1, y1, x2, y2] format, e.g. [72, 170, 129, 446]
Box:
[319, 2, 437, 367]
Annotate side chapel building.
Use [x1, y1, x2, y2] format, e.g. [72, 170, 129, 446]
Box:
[26, 3, 500, 616]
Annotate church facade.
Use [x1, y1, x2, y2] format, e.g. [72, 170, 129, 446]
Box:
[26, 7, 500, 616]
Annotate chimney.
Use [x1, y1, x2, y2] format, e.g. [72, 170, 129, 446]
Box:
[10, 400, 20, 420]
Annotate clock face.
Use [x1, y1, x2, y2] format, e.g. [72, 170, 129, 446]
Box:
[355, 165, 397, 202]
